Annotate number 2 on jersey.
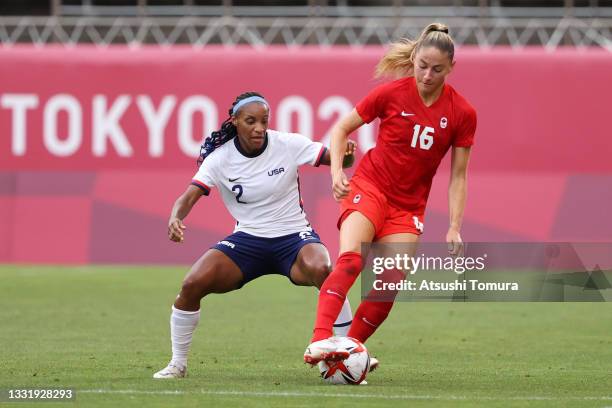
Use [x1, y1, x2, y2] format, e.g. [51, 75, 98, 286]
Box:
[411, 124, 434, 150]
[232, 184, 247, 204]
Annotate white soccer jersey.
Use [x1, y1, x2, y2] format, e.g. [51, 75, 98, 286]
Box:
[191, 129, 326, 238]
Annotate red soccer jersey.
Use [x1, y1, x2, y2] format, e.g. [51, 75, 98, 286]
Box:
[354, 76, 477, 214]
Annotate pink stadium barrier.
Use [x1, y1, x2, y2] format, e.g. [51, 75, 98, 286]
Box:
[0, 46, 610, 264]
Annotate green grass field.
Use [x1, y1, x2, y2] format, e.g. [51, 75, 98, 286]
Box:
[1, 265, 611, 407]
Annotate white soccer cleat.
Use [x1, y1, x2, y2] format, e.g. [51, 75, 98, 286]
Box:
[153, 363, 186, 379]
[304, 337, 350, 365]
[369, 357, 379, 373]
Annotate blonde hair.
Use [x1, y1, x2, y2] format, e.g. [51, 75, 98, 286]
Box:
[375, 23, 455, 79]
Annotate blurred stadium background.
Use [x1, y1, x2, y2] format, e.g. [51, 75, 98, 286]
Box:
[0, 1, 610, 262]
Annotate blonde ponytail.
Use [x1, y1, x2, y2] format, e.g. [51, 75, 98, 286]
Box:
[375, 22, 454, 79]
[420, 22, 450, 39]
[375, 38, 417, 79]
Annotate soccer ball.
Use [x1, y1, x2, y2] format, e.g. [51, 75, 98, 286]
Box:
[318, 337, 370, 385]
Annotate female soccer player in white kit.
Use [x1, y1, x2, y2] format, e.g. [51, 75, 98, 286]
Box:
[154, 92, 355, 378]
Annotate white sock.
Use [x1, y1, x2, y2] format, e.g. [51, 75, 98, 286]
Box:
[169, 305, 200, 369]
[333, 297, 353, 337]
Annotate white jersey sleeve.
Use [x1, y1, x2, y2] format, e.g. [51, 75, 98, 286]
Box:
[285, 132, 327, 167]
[191, 153, 219, 195]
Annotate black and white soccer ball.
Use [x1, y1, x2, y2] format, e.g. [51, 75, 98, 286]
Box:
[318, 337, 370, 385]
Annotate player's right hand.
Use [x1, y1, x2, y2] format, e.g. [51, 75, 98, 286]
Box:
[332, 170, 351, 202]
[168, 218, 186, 243]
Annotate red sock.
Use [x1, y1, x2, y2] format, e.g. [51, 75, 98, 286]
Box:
[311, 252, 362, 342]
[347, 268, 404, 343]
[347, 300, 394, 343]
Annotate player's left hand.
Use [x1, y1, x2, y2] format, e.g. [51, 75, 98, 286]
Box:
[446, 228, 464, 257]
[345, 139, 357, 156]
[342, 140, 357, 168]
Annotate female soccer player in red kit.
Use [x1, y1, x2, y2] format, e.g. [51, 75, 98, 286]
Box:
[304, 23, 477, 366]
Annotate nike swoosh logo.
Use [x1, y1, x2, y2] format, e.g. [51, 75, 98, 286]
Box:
[326, 289, 343, 299]
[362, 317, 378, 328]
[229, 177, 240, 182]
[401, 111, 415, 117]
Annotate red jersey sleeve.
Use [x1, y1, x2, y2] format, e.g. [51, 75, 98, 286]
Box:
[355, 83, 387, 124]
[452, 103, 477, 148]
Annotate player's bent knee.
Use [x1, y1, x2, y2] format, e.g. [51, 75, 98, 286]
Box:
[179, 277, 205, 300]
[180, 266, 219, 299]
[303, 260, 332, 287]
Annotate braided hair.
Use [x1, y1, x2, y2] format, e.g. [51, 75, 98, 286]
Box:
[197, 91, 266, 167]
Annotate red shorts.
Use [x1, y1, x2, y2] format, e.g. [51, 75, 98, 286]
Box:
[338, 177, 424, 240]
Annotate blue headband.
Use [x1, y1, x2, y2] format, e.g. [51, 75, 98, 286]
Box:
[232, 96, 269, 115]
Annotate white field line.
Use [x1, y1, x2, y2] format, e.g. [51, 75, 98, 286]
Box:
[80, 389, 612, 401]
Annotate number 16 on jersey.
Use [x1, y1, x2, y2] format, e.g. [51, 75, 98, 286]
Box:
[411, 124, 434, 150]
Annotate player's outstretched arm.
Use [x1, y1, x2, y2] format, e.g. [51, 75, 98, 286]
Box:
[168, 185, 204, 243]
[447, 146, 471, 255]
[329, 109, 365, 201]
[319, 139, 357, 168]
